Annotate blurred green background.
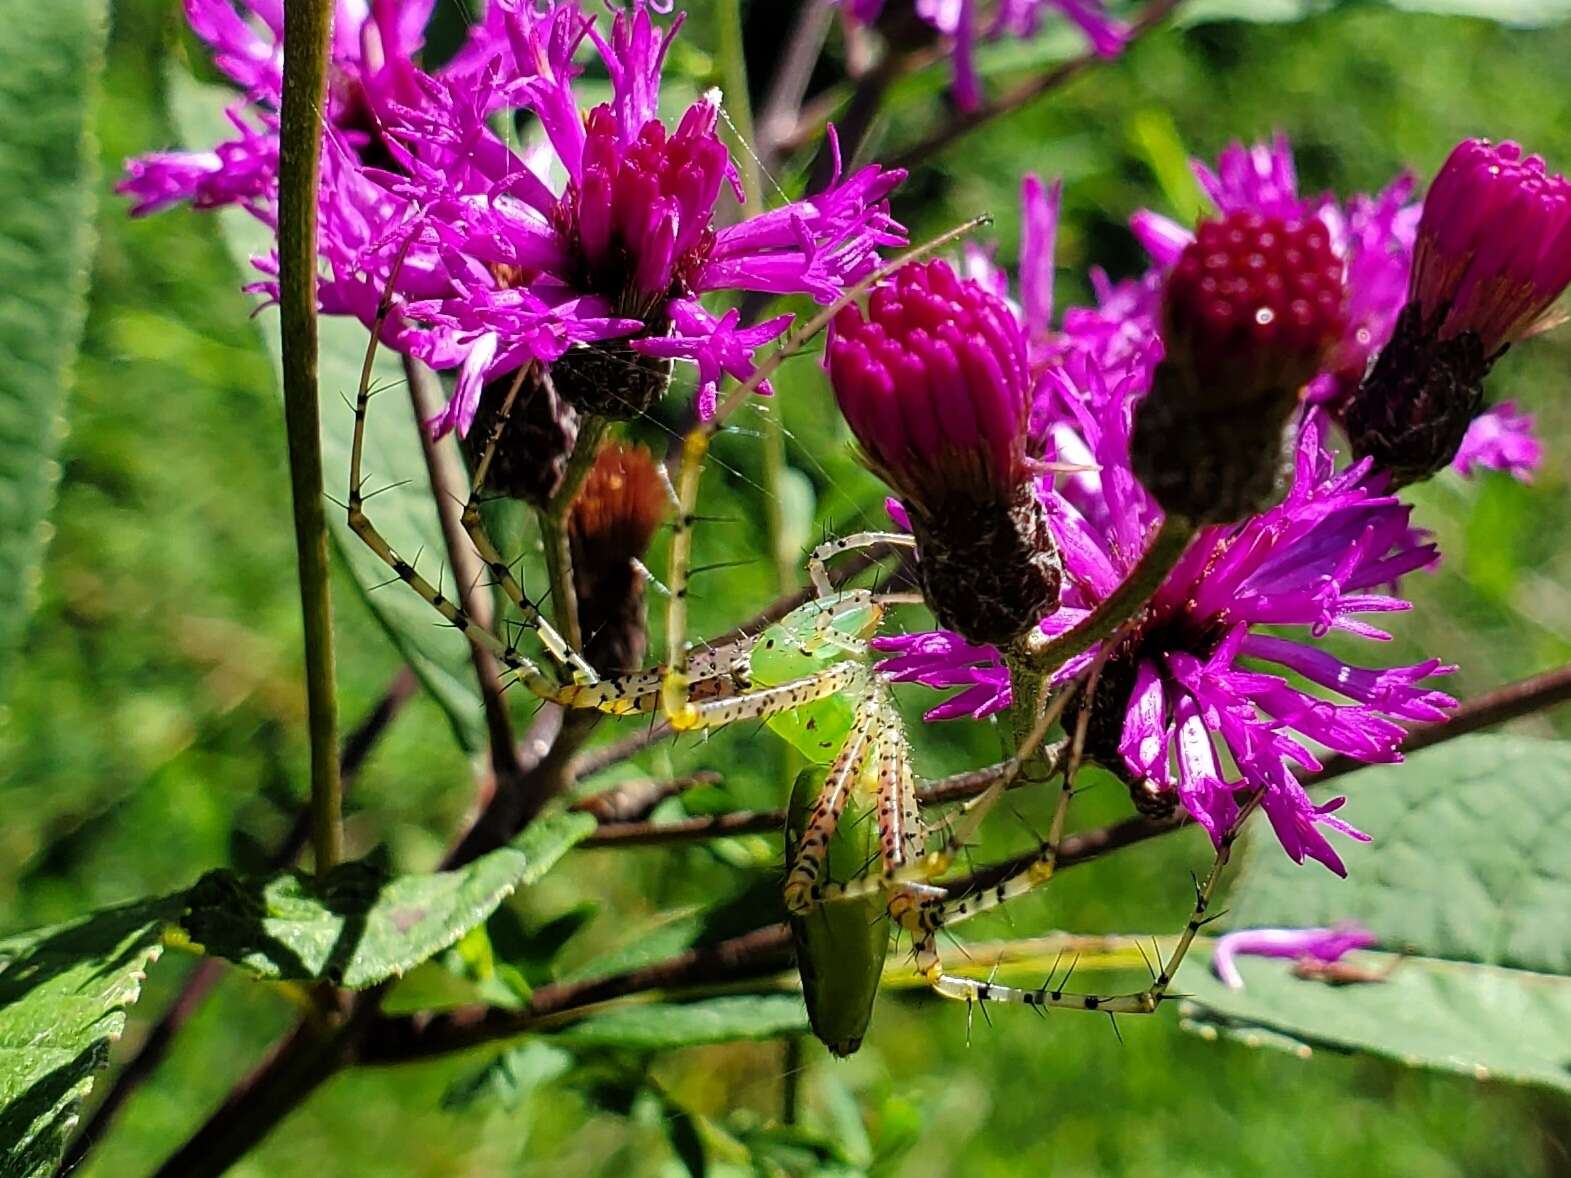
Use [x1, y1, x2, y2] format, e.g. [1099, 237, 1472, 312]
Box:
[7, 0, 1571, 1173]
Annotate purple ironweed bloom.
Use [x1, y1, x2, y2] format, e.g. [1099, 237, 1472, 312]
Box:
[1410, 138, 1571, 354]
[881, 385, 1454, 872]
[371, 0, 907, 429]
[1131, 208, 1347, 523]
[1211, 923, 1377, 989]
[829, 259, 1032, 505]
[872, 190, 1454, 869]
[1131, 134, 1547, 485]
[1132, 133, 1421, 411]
[828, 259, 1061, 646]
[841, 0, 1127, 111]
[1344, 138, 1570, 484]
[1453, 402, 1543, 481]
[117, 0, 500, 221]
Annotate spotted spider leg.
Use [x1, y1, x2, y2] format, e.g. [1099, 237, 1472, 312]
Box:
[345, 254, 890, 728]
[454, 360, 597, 685]
[909, 794, 1258, 1016]
[802, 681, 1077, 911]
[806, 532, 920, 600]
[783, 688, 943, 931]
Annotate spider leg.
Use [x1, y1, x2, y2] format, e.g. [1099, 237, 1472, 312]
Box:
[911, 795, 1256, 1016]
[456, 361, 598, 686]
[659, 219, 994, 730]
[807, 532, 917, 598]
[783, 695, 881, 915]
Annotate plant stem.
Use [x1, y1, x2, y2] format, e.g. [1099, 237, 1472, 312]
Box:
[1024, 514, 1196, 675]
[888, 0, 1188, 172]
[277, 0, 339, 876]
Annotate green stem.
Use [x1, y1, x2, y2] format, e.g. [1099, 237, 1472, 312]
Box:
[277, 0, 339, 876]
[1024, 514, 1196, 676]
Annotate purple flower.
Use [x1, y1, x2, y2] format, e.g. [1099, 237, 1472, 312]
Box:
[842, 0, 1127, 111]
[828, 259, 1061, 647]
[1341, 138, 1568, 485]
[1411, 138, 1571, 355]
[1133, 134, 1421, 409]
[370, 1, 906, 428]
[827, 259, 1031, 505]
[1211, 923, 1378, 989]
[118, 0, 498, 221]
[1452, 402, 1544, 481]
[873, 179, 1456, 871]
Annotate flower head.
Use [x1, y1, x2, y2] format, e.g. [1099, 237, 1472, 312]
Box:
[1411, 138, 1571, 354]
[873, 196, 1454, 871]
[1132, 209, 1347, 522]
[829, 259, 1031, 505]
[1341, 139, 1569, 484]
[568, 441, 668, 674]
[1161, 210, 1347, 405]
[371, 1, 906, 427]
[828, 259, 1060, 647]
[122, 0, 907, 443]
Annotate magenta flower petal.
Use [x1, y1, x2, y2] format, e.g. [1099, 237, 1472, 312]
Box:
[1211, 923, 1378, 989]
[1452, 401, 1544, 482]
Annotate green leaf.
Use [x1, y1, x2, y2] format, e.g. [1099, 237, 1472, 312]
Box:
[441, 1040, 574, 1113]
[1386, 0, 1571, 23]
[0, 0, 106, 698]
[1180, 735, 1571, 1093]
[165, 71, 485, 750]
[0, 897, 177, 1177]
[183, 812, 594, 988]
[551, 995, 809, 1053]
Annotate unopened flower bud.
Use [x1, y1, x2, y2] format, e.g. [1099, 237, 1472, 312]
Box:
[1133, 211, 1346, 522]
[462, 365, 580, 509]
[1344, 139, 1571, 484]
[827, 259, 1061, 648]
[567, 441, 668, 674]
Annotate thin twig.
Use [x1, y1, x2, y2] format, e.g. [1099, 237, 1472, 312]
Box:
[276, 0, 339, 875]
[359, 925, 796, 1065]
[889, 0, 1187, 173]
[403, 354, 521, 781]
[571, 771, 724, 823]
[580, 751, 1056, 847]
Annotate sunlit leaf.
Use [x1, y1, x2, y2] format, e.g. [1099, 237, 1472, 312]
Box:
[0, 897, 176, 1177]
[183, 813, 594, 988]
[1180, 736, 1571, 1093]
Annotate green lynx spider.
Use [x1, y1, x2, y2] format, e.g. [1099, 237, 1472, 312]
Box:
[343, 234, 1241, 1031]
